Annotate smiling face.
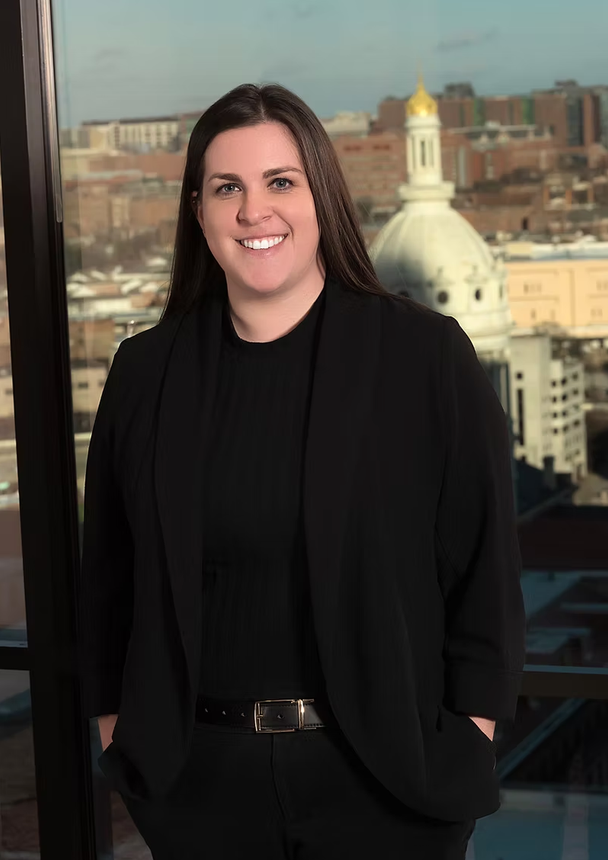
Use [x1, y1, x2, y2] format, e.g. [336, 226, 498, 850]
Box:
[196, 122, 324, 299]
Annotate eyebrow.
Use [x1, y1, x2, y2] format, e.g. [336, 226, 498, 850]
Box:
[206, 166, 303, 184]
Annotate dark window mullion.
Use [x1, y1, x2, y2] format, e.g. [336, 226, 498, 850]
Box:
[0, 646, 29, 671]
[0, 1, 98, 858]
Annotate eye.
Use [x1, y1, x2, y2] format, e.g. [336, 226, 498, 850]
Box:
[272, 177, 293, 190]
[217, 183, 240, 195]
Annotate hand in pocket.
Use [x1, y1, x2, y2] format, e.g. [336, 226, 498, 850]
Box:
[98, 714, 118, 751]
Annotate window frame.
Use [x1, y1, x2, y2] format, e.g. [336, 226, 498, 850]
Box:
[0, 0, 109, 857]
[0, 1, 607, 857]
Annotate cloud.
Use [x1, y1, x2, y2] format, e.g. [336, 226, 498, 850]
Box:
[436, 29, 499, 52]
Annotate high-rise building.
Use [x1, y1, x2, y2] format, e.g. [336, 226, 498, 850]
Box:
[379, 80, 604, 154]
[443, 82, 476, 100]
[509, 336, 554, 470]
[593, 87, 608, 148]
[81, 116, 181, 152]
[533, 81, 602, 148]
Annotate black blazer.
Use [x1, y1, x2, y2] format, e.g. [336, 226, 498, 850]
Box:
[79, 276, 526, 822]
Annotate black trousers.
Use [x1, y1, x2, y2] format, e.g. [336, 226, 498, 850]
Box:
[120, 719, 476, 859]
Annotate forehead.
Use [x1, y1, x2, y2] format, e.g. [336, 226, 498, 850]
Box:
[204, 122, 302, 176]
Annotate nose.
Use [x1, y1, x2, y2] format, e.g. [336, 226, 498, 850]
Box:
[237, 189, 272, 226]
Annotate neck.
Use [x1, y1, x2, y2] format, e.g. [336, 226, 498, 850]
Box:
[226, 268, 326, 343]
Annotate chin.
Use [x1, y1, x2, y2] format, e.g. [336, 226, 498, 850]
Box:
[233, 271, 293, 296]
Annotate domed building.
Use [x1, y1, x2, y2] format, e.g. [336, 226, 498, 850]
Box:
[370, 74, 514, 411]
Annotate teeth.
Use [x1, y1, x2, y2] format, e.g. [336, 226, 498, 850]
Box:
[239, 235, 286, 250]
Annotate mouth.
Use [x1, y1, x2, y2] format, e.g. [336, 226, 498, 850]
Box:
[236, 234, 288, 251]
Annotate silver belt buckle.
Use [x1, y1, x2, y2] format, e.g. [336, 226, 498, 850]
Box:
[253, 698, 314, 732]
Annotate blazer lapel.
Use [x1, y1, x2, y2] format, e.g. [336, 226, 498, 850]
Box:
[304, 278, 382, 671]
[154, 286, 223, 712]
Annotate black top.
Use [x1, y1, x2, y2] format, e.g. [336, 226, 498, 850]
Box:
[198, 288, 327, 700]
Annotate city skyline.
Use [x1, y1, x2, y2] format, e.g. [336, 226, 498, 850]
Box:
[53, 0, 608, 127]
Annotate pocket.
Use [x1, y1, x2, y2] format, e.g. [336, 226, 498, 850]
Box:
[462, 714, 497, 753]
[416, 704, 500, 820]
[437, 705, 497, 763]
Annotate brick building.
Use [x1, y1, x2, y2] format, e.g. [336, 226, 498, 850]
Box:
[378, 84, 604, 151]
[441, 126, 559, 189]
[87, 151, 186, 183]
[63, 175, 180, 240]
[332, 131, 406, 217]
[532, 86, 602, 148]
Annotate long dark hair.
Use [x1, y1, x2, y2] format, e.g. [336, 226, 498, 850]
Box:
[160, 83, 389, 319]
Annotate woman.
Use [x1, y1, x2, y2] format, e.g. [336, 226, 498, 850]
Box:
[80, 83, 526, 859]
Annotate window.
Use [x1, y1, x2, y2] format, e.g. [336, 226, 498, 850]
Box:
[0, 671, 39, 854]
[47, 1, 608, 854]
[0, 152, 25, 644]
[516, 389, 525, 445]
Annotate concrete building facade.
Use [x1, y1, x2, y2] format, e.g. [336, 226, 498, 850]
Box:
[507, 334, 587, 480]
[549, 357, 587, 479]
[504, 245, 608, 335]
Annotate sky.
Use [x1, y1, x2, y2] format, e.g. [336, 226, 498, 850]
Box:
[52, 0, 608, 127]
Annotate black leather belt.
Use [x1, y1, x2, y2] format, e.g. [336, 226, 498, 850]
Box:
[196, 695, 333, 732]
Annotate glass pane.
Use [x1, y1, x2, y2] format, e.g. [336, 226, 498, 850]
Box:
[110, 795, 150, 860]
[521, 564, 608, 672]
[0, 151, 26, 647]
[53, 0, 608, 855]
[0, 669, 39, 857]
[471, 696, 608, 858]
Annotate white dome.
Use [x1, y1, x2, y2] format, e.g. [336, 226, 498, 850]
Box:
[370, 201, 513, 359]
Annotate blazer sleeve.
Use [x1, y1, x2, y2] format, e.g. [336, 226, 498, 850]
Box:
[435, 315, 526, 722]
[78, 340, 134, 719]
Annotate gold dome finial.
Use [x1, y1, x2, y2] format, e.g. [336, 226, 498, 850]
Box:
[406, 71, 438, 117]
